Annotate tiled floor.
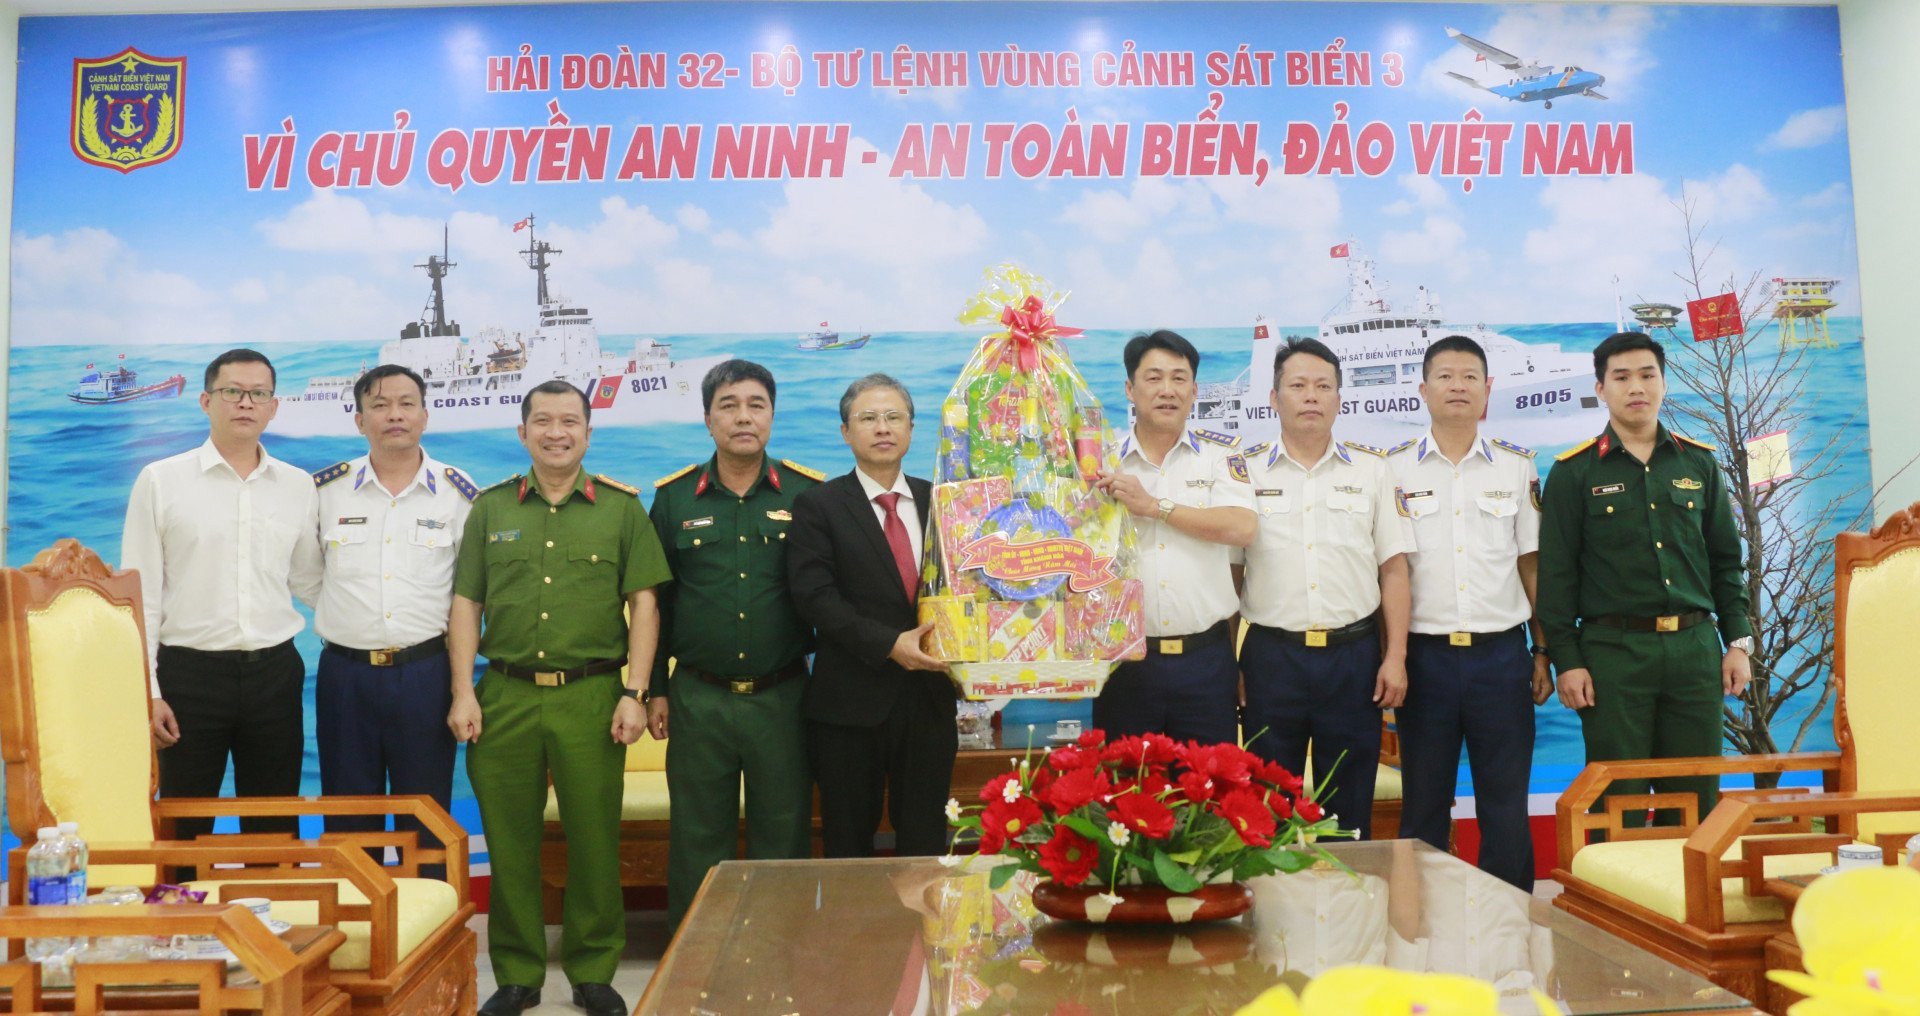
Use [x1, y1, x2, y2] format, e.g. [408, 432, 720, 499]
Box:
[469, 911, 670, 1015]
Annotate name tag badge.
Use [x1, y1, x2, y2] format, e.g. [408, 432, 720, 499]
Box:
[682, 516, 715, 530]
[337, 516, 366, 526]
[1255, 489, 1285, 497]
[1591, 483, 1626, 496]
[487, 530, 521, 544]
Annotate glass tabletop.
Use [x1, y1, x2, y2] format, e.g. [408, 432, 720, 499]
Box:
[640, 840, 1754, 1015]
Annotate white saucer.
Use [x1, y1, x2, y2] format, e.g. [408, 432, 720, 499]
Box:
[1047, 732, 1082, 743]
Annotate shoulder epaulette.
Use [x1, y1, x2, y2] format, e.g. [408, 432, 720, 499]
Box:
[444, 467, 479, 502]
[311, 462, 350, 488]
[1192, 428, 1239, 448]
[1490, 438, 1535, 459]
[480, 475, 521, 495]
[1385, 438, 1417, 456]
[1556, 438, 1597, 462]
[1244, 441, 1271, 457]
[653, 463, 698, 488]
[595, 474, 640, 496]
[1342, 440, 1387, 457]
[781, 458, 827, 482]
[1676, 434, 1717, 452]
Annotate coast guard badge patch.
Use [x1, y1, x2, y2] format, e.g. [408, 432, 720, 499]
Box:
[72, 49, 186, 173]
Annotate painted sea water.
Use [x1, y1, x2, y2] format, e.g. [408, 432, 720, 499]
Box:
[4, 319, 1868, 843]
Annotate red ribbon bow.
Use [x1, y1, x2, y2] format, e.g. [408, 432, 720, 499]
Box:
[1000, 294, 1083, 372]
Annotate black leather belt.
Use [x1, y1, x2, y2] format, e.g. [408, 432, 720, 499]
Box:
[1584, 611, 1710, 633]
[163, 640, 293, 664]
[683, 660, 806, 695]
[1145, 621, 1231, 656]
[488, 657, 626, 687]
[1409, 624, 1526, 648]
[324, 635, 447, 668]
[1251, 616, 1379, 648]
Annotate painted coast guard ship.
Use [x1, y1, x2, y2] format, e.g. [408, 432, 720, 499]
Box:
[276, 218, 726, 435]
[1194, 242, 1605, 448]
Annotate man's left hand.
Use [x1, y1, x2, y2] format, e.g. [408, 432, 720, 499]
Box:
[612, 696, 647, 744]
[1722, 647, 1752, 697]
[1373, 657, 1408, 708]
[1531, 653, 1555, 706]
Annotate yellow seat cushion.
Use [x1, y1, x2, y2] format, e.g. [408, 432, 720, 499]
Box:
[188, 877, 457, 971]
[1839, 548, 1920, 842]
[541, 770, 745, 823]
[1373, 764, 1402, 801]
[1569, 834, 1831, 924]
[626, 735, 667, 773]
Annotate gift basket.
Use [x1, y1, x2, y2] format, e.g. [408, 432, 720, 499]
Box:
[919, 265, 1143, 699]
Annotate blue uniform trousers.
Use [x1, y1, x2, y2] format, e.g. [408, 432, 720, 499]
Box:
[1400, 626, 1535, 890]
[315, 646, 457, 876]
[1240, 625, 1382, 840]
[1091, 629, 1238, 746]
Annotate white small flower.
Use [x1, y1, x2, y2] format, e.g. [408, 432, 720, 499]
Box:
[1097, 892, 1126, 909]
[945, 798, 962, 822]
[1002, 780, 1021, 804]
[937, 854, 964, 868]
[1108, 821, 1132, 847]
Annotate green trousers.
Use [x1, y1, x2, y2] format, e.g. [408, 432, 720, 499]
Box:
[467, 671, 626, 987]
[665, 673, 812, 930]
[1576, 622, 1725, 828]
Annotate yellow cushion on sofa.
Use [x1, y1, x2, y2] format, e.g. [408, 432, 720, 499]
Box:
[187, 877, 458, 971]
[1569, 835, 1831, 924]
[540, 771, 746, 823]
[1373, 764, 1403, 801]
[626, 735, 668, 773]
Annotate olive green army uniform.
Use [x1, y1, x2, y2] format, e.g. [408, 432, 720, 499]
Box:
[454, 471, 670, 988]
[650, 454, 823, 930]
[1538, 424, 1751, 824]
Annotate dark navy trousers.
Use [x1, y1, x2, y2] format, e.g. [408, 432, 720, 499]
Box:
[1239, 625, 1383, 841]
[315, 647, 457, 872]
[1092, 637, 1239, 746]
[1400, 626, 1535, 890]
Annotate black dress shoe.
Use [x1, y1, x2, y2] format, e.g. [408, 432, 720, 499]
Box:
[572, 982, 628, 1016]
[478, 984, 541, 1015]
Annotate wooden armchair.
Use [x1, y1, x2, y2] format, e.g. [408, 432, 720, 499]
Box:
[1549, 501, 1920, 1003]
[0, 540, 477, 1015]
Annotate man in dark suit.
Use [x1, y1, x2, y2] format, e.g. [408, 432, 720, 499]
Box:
[789, 372, 954, 857]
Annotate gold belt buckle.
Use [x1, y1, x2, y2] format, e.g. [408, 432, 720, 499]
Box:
[1449, 632, 1473, 647]
[534, 671, 564, 687]
[1159, 638, 1184, 655]
[729, 679, 755, 695]
[1305, 630, 1328, 648]
[369, 648, 396, 666]
[1655, 615, 1681, 632]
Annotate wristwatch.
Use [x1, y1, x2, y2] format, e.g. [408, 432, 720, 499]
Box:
[621, 686, 646, 702]
[1531, 645, 1551, 657]
[1156, 497, 1176, 522]
[1727, 637, 1753, 654]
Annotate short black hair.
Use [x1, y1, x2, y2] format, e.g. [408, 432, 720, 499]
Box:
[1272, 336, 1342, 390]
[520, 379, 590, 424]
[701, 359, 776, 414]
[353, 364, 427, 412]
[1592, 331, 1666, 380]
[1422, 335, 1488, 379]
[1122, 330, 1200, 379]
[838, 373, 915, 425]
[204, 348, 276, 391]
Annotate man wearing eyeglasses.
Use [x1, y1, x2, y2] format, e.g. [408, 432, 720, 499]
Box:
[788, 373, 952, 858]
[121, 348, 324, 841]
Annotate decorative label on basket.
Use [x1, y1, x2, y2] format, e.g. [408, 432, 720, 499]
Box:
[956, 532, 1116, 593]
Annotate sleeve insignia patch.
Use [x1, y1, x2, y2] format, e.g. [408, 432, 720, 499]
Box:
[1529, 478, 1543, 510]
[1226, 454, 1250, 483]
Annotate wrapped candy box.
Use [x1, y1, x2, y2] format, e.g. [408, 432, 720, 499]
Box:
[985, 600, 1062, 662]
[919, 594, 983, 662]
[932, 476, 1011, 596]
[1064, 579, 1146, 661]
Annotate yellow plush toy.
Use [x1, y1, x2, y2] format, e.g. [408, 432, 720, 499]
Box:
[1767, 865, 1920, 1015]
[1233, 965, 1556, 1016]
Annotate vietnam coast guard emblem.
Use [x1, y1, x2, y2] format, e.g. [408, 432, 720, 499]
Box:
[72, 49, 186, 173]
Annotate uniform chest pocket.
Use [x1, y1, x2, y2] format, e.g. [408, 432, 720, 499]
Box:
[1668, 487, 1707, 531]
[1179, 480, 1215, 509]
[1586, 494, 1628, 520]
[756, 516, 791, 544]
[1327, 490, 1371, 515]
[1400, 491, 1438, 519]
[324, 524, 369, 549]
[1255, 490, 1292, 516]
[1475, 496, 1518, 519]
[408, 519, 456, 551]
[676, 526, 720, 552]
[569, 542, 618, 569]
[485, 537, 530, 568]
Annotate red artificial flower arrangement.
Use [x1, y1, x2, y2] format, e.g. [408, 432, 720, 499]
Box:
[948, 730, 1354, 892]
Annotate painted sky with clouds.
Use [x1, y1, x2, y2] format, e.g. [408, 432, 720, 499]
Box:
[10, 2, 1857, 347]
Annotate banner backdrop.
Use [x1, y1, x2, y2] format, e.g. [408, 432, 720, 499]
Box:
[8, 2, 1865, 850]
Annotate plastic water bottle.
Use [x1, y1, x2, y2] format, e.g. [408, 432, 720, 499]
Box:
[24, 827, 73, 964]
[57, 822, 87, 905]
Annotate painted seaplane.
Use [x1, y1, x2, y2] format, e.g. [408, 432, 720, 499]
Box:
[1443, 27, 1608, 109]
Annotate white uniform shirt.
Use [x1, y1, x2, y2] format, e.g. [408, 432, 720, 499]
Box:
[1387, 432, 1540, 635]
[313, 451, 476, 650]
[1239, 438, 1411, 630]
[1117, 426, 1254, 637]
[855, 467, 923, 564]
[121, 439, 322, 694]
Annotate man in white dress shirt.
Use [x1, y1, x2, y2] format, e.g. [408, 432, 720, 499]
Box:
[1239, 336, 1412, 841]
[1386, 336, 1552, 890]
[1090, 331, 1256, 744]
[121, 348, 322, 839]
[310, 365, 477, 859]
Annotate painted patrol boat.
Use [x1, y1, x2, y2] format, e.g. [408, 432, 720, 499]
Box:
[67, 355, 185, 405]
[796, 323, 871, 351]
[1192, 242, 1605, 448]
[276, 218, 727, 435]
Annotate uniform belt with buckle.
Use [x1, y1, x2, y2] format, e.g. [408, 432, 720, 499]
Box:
[686, 660, 807, 695]
[488, 657, 627, 687]
[1584, 611, 1710, 634]
[1253, 616, 1379, 649]
[323, 636, 448, 668]
[1147, 621, 1231, 657]
[1410, 624, 1526, 648]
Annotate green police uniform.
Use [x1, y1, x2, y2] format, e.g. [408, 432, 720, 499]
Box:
[454, 470, 670, 988]
[1538, 424, 1751, 824]
[650, 454, 823, 929]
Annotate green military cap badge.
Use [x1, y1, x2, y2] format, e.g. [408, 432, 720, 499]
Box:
[654, 463, 697, 488]
[595, 474, 641, 496]
[781, 459, 826, 482]
[444, 467, 479, 502]
[311, 461, 350, 488]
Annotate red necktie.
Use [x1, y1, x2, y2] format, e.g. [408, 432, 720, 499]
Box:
[874, 491, 918, 602]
